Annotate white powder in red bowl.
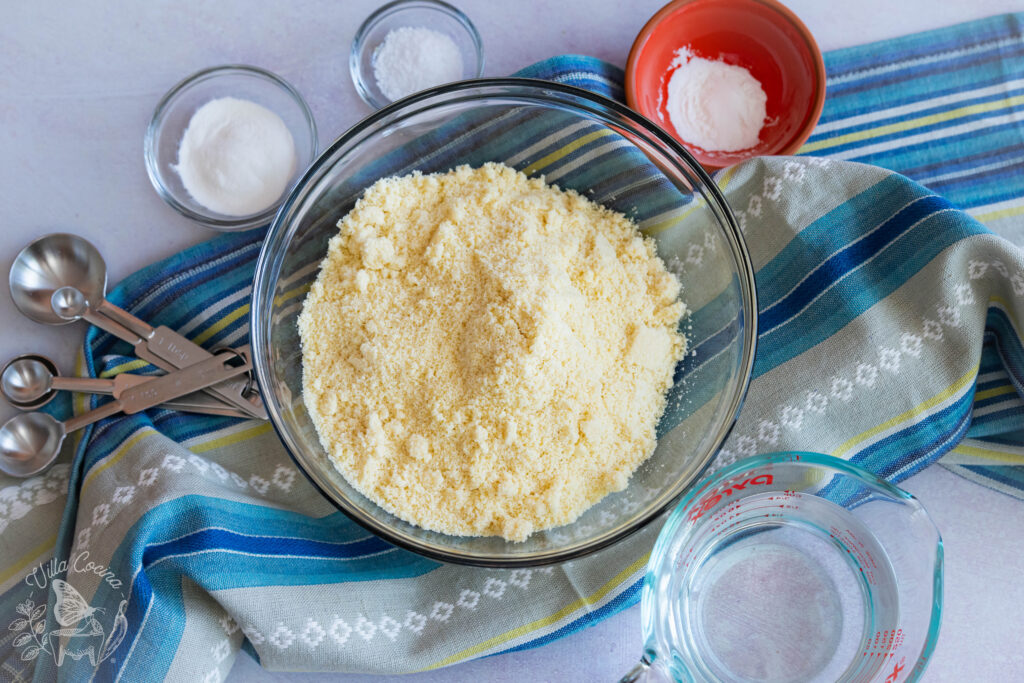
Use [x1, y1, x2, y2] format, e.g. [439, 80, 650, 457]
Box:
[665, 48, 767, 152]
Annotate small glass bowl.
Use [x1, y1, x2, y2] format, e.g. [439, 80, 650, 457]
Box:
[350, 0, 485, 110]
[145, 65, 318, 231]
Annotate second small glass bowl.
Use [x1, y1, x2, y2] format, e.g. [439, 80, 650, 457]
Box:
[350, 0, 485, 110]
[145, 65, 318, 231]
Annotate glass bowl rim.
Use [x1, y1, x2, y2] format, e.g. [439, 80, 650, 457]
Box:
[144, 63, 319, 232]
[250, 76, 759, 567]
[645, 450, 944, 682]
[349, 0, 486, 110]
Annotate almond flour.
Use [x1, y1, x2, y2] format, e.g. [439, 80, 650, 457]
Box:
[298, 163, 686, 541]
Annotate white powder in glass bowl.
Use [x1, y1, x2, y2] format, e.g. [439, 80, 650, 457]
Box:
[372, 26, 463, 102]
[174, 97, 297, 216]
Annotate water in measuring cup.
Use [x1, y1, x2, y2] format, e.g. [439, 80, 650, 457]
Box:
[668, 492, 900, 683]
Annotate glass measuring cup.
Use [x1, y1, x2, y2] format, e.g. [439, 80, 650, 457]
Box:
[622, 452, 942, 683]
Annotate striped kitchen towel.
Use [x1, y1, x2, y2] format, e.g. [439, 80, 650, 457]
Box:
[2, 12, 1024, 682]
[799, 12, 1024, 244]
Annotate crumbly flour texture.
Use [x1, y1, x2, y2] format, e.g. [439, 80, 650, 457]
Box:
[298, 163, 686, 541]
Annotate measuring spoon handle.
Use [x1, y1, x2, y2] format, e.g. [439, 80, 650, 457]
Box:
[44, 373, 251, 418]
[57, 351, 251, 432]
[50, 376, 117, 395]
[78, 307, 179, 374]
[79, 307, 143, 346]
[144, 329, 266, 419]
[96, 299, 155, 340]
[63, 398, 125, 433]
[96, 300, 264, 419]
[158, 399, 253, 418]
[118, 350, 252, 415]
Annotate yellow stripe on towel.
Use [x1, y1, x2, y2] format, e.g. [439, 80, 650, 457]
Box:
[522, 129, 613, 176]
[800, 94, 1024, 154]
[832, 363, 978, 458]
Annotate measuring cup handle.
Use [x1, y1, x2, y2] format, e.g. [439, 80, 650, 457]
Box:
[617, 659, 673, 683]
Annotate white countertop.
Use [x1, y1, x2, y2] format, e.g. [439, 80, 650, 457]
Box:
[3, 0, 1023, 680]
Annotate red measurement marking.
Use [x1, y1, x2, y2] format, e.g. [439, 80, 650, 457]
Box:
[884, 657, 906, 683]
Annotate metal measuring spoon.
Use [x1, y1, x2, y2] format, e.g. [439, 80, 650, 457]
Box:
[50, 284, 132, 334]
[0, 354, 88, 409]
[9, 233, 107, 325]
[0, 348, 253, 478]
[10, 234, 266, 420]
[48, 286, 198, 373]
[0, 353, 253, 418]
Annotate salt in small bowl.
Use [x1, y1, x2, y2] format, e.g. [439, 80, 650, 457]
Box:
[350, 0, 485, 110]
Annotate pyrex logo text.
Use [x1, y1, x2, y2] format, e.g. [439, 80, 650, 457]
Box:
[688, 474, 773, 521]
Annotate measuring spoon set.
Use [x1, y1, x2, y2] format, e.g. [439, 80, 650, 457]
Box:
[1, 233, 267, 477]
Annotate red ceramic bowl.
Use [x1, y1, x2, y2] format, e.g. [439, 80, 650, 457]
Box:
[626, 0, 825, 170]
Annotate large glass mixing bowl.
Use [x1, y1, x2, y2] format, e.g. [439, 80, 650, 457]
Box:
[250, 79, 758, 566]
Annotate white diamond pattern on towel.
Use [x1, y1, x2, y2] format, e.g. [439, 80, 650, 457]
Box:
[329, 616, 352, 646]
[483, 578, 507, 599]
[805, 392, 828, 414]
[457, 589, 480, 610]
[226, 559, 594, 652]
[220, 615, 239, 636]
[242, 625, 265, 646]
[212, 639, 231, 663]
[709, 258, 1001, 476]
[758, 420, 781, 445]
[92, 503, 110, 527]
[249, 475, 270, 495]
[879, 348, 901, 373]
[856, 363, 879, 387]
[404, 611, 427, 634]
[378, 615, 401, 641]
[271, 465, 296, 492]
[831, 377, 854, 401]
[781, 405, 805, 430]
[923, 319, 944, 341]
[112, 485, 135, 505]
[269, 623, 294, 649]
[162, 453, 186, 472]
[0, 464, 69, 531]
[301, 618, 326, 648]
[429, 602, 454, 622]
[354, 616, 376, 641]
[735, 435, 758, 457]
